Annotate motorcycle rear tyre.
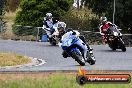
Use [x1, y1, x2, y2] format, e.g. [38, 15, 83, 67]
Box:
[71, 52, 85, 66]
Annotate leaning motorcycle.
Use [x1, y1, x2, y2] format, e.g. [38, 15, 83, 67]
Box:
[60, 34, 96, 66]
[43, 24, 60, 46]
[104, 26, 126, 52]
[49, 28, 60, 46]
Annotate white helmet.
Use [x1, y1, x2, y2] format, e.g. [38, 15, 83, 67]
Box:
[46, 13, 52, 17]
[57, 22, 66, 30]
[100, 17, 107, 23]
[57, 22, 66, 35]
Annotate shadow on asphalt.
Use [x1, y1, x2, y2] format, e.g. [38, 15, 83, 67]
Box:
[98, 49, 124, 53]
[38, 44, 59, 48]
[66, 64, 89, 67]
[46, 45, 59, 47]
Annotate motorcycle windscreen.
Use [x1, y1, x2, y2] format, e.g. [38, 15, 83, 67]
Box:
[108, 26, 120, 35]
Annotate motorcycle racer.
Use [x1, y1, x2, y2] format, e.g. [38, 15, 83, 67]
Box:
[99, 17, 118, 44]
[57, 22, 95, 62]
[43, 13, 57, 35]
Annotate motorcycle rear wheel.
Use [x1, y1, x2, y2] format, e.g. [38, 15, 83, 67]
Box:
[50, 42, 56, 46]
[112, 48, 116, 51]
[71, 52, 85, 66]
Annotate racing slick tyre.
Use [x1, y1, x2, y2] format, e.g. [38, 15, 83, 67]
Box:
[71, 52, 85, 66]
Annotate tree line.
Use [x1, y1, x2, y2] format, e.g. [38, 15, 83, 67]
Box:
[85, 0, 132, 33]
[0, 0, 132, 34]
[15, 0, 72, 27]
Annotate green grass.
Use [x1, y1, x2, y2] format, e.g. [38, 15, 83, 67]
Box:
[0, 73, 131, 88]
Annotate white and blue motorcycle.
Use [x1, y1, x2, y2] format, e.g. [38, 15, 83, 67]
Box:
[59, 31, 96, 66]
[43, 21, 60, 46]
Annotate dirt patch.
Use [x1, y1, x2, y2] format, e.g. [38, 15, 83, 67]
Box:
[0, 53, 31, 67]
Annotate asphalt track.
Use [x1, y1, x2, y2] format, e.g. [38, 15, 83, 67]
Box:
[0, 40, 132, 72]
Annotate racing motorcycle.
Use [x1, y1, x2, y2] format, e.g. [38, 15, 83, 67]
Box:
[104, 26, 126, 52]
[43, 22, 60, 46]
[49, 28, 60, 46]
[60, 32, 96, 66]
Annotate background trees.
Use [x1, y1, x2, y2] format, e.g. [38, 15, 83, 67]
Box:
[15, 0, 72, 27]
[0, 0, 6, 17]
[85, 0, 132, 33]
[6, 0, 131, 34]
[0, 0, 6, 32]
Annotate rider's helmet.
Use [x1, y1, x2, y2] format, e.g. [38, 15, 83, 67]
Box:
[66, 28, 73, 32]
[53, 17, 59, 24]
[57, 22, 66, 35]
[100, 17, 107, 24]
[46, 13, 52, 19]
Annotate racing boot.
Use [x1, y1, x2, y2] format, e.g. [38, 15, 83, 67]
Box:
[85, 50, 96, 65]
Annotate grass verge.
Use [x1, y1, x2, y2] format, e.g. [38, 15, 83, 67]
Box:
[0, 53, 31, 67]
[0, 71, 131, 88]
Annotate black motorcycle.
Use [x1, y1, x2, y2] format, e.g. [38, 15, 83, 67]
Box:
[104, 26, 126, 52]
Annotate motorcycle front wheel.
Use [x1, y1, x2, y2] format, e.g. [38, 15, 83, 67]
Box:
[118, 38, 126, 52]
[49, 38, 57, 46]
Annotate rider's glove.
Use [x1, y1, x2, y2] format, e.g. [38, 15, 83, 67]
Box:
[72, 31, 76, 35]
[100, 33, 105, 36]
[42, 25, 46, 29]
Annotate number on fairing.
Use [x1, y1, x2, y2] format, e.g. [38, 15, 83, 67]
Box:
[63, 39, 72, 46]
